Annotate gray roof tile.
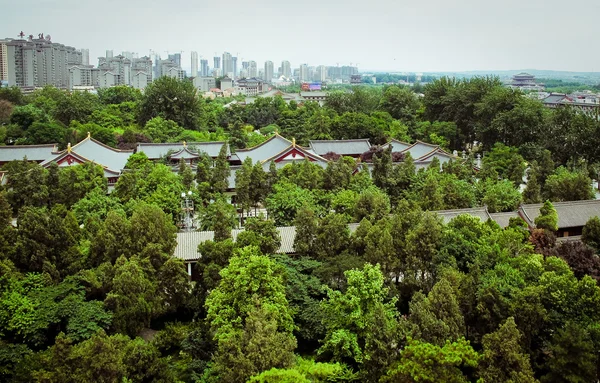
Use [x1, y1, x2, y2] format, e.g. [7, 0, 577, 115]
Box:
[0, 144, 58, 163]
[137, 142, 228, 159]
[309, 139, 371, 156]
[520, 200, 600, 229]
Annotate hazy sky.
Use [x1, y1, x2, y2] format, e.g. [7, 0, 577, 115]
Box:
[2, 0, 599, 73]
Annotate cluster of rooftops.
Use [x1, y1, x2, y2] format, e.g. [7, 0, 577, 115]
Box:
[175, 199, 600, 266]
[0, 133, 457, 188]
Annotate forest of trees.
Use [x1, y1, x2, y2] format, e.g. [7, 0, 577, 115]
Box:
[2, 77, 600, 382]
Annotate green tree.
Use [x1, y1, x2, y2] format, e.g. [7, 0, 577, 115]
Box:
[138, 76, 200, 129]
[144, 116, 183, 142]
[319, 264, 400, 380]
[534, 200, 558, 232]
[542, 322, 597, 383]
[408, 278, 465, 346]
[523, 162, 543, 204]
[211, 144, 230, 195]
[382, 338, 480, 383]
[266, 180, 317, 226]
[206, 248, 296, 382]
[481, 179, 522, 213]
[198, 197, 237, 241]
[582, 216, 600, 251]
[544, 167, 595, 202]
[379, 85, 420, 124]
[237, 216, 281, 255]
[478, 317, 536, 383]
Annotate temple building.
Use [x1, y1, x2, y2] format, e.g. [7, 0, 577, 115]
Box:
[507, 72, 544, 92]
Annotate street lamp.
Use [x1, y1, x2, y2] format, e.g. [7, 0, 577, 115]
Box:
[179, 190, 195, 231]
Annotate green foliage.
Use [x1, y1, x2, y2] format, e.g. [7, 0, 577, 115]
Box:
[143, 116, 183, 142]
[535, 200, 559, 232]
[267, 180, 318, 226]
[481, 179, 522, 213]
[544, 167, 595, 202]
[320, 264, 400, 380]
[479, 317, 536, 383]
[582, 216, 600, 251]
[382, 338, 480, 383]
[138, 76, 201, 129]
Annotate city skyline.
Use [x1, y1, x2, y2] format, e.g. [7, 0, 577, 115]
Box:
[3, 0, 600, 74]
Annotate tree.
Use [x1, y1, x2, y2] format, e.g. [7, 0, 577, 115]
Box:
[544, 167, 595, 202]
[582, 216, 600, 252]
[104, 256, 162, 336]
[482, 179, 522, 213]
[97, 85, 141, 105]
[382, 338, 480, 383]
[379, 85, 420, 124]
[542, 322, 597, 383]
[237, 216, 281, 255]
[138, 76, 200, 129]
[319, 264, 400, 380]
[211, 144, 230, 195]
[408, 278, 465, 346]
[294, 207, 318, 257]
[143, 116, 183, 142]
[478, 317, 536, 383]
[178, 159, 195, 190]
[354, 186, 391, 222]
[523, 162, 543, 204]
[198, 197, 237, 241]
[535, 200, 558, 232]
[235, 157, 254, 218]
[313, 213, 351, 261]
[266, 180, 317, 226]
[206, 248, 296, 382]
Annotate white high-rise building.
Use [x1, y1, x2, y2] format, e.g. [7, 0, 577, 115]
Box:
[0, 40, 8, 82]
[264, 60, 273, 83]
[80, 48, 89, 66]
[106, 50, 113, 58]
[247, 61, 257, 78]
[316, 65, 327, 82]
[191, 51, 198, 77]
[299, 64, 309, 82]
[6, 35, 82, 88]
[281, 60, 291, 78]
[200, 59, 209, 77]
[222, 52, 233, 77]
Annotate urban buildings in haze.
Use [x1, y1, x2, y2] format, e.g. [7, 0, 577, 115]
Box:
[200, 59, 209, 77]
[0, 40, 8, 82]
[281, 60, 291, 78]
[247, 60, 257, 78]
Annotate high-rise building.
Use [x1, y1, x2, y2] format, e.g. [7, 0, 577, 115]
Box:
[247, 61, 257, 78]
[131, 56, 153, 88]
[123, 51, 134, 61]
[80, 48, 89, 66]
[213, 56, 220, 70]
[106, 50, 113, 58]
[316, 65, 327, 82]
[0, 40, 8, 82]
[222, 52, 233, 77]
[232, 56, 238, 78]
[200, 59, 209, 77]
[281, 60, 291, 78]
[97, 55, 132, 88]
[191, 51, 198, 77]
[299, 64, 309, 82]
[168, 53, 181, 68]
[264, 60, 273, 83]
[6, 35, 82, 89]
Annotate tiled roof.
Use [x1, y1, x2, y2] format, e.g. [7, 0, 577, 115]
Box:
[136, 142, 228, 159]
[309, 139, 371, 156]
[234, 134, 292, 163]
[384, 139, 412, 152]
[170, 148, 200, 160]
[0, 144, 58, 163]
[68, 137, 133, 172]
[520, 200, 600, 229]
[543, 94, 569, 104]
[402, 141, 441, 159]
[489, 211, 520, 228]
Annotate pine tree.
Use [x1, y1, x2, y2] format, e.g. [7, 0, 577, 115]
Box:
[479, 317, 536, 383]
[523, 161, 542, 204]
[211, 144, 230, 195]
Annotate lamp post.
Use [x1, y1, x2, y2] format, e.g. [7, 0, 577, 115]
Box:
[180, 190, 195, 231]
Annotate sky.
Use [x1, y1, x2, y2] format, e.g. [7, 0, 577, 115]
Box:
[2, 0, 599, 73]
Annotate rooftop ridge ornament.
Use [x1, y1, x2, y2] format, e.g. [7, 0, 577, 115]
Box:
[183, 141, 187, 148]
[87, 131, 91, 139]
[292, 137, 296, 147]
[67, 143, 71, 153]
